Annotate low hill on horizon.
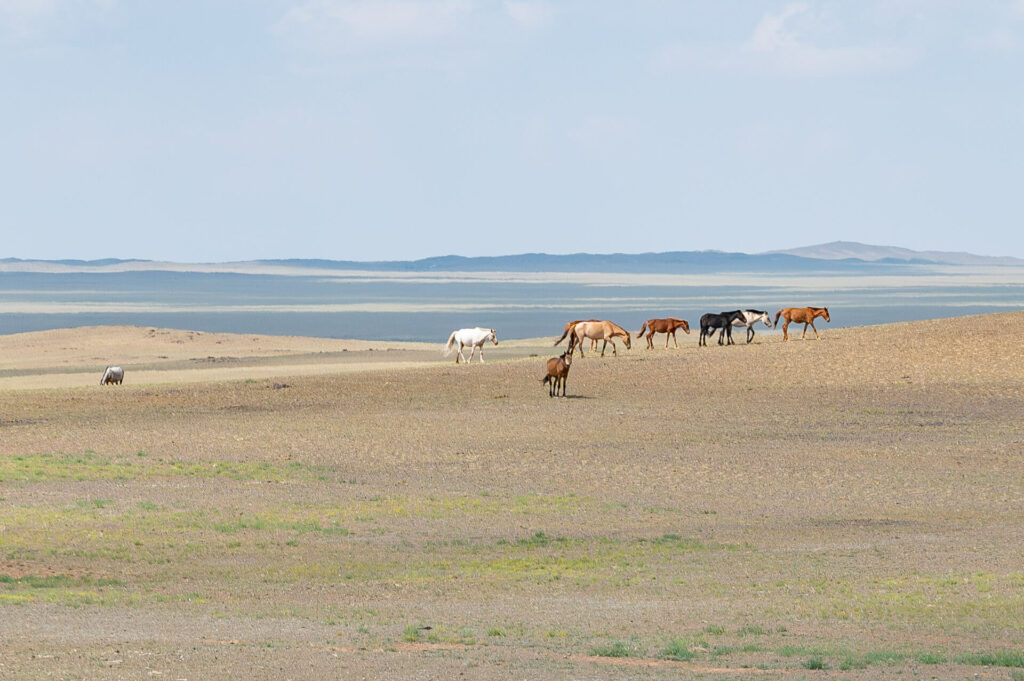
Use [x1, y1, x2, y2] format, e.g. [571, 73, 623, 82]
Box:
[3, 242, 1020, 274]
[766, 241, 1022, 266]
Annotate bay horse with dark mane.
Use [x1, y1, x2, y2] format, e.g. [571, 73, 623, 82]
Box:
[774, 306, 830, 341]
[636, 317, 690, 349]
[699, 310, 745, 347]
[541, 349, 573, 397]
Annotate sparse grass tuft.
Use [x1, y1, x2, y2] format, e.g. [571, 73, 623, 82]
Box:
[589, 641, 635, 658]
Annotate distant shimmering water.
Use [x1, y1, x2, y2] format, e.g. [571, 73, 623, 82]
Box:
[1, 267, 1022, 341]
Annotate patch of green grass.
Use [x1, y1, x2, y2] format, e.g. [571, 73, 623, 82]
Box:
[659, 639, 695, 661]
[0, 452, 335, 484]
[0, 574, 122, 589]
[802, 657, 828, 670]
[956, 650, 1024, 668]
[702, 625, 725, 635]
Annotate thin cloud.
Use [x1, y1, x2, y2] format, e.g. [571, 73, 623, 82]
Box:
[503, 1, 554, 30]
[740, 3, 917, 76]
[279, 0, 474, 45]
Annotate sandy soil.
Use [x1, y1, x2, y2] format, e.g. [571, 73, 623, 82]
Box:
[0, 312, 1022, 680]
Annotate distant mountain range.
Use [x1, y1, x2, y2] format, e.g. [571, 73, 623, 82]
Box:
[1, 242, 1020, 274]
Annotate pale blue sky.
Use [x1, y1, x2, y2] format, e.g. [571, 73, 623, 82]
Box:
[3, 1, 1023, 261]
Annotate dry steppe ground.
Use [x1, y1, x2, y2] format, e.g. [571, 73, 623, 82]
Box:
[0, 313, 1022, 680]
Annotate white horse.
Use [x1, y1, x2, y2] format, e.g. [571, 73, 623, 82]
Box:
[731, 309, 773, 344]
[100, 366, 124, 385]
[443, 328, 498, 363]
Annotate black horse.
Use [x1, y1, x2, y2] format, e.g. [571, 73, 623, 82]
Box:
[699, 310, 745, 346]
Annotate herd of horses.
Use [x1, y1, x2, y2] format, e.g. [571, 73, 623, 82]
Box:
[443, 306, 830, 398]
[96, 307, 828, 392]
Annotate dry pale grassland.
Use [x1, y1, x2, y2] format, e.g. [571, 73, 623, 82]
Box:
[0, 313, 1022, 680]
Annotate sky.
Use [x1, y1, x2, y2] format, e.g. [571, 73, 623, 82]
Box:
[2, 1, 1023, 262]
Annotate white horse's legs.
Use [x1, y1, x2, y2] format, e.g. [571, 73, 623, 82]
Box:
[457, 343, 469, 363]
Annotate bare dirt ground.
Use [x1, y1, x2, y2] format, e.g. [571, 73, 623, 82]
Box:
[0, 313, 1022, 680]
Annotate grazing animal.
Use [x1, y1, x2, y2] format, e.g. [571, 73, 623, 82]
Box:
[635, 317, 690, 349]
[774, 307, 830, 341]
[570, 320, 632, 358]
[443, 327, 498, 363]
[731, 309, 773, 344]
[100, 366, 124, 385]
[554, 319, 601, 352]
[541, 349, 573, 397]
[699, 310, 745, 347]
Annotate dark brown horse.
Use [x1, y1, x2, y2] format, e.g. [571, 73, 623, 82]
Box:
[774, 307, 830, 341]
[541, 349, 573, 397]
[635, 317, 690, 349]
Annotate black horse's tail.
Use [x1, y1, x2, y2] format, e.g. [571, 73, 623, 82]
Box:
[773, 310, 783, 328]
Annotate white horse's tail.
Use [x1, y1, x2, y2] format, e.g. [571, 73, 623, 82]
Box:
[443, 331, 457, 356]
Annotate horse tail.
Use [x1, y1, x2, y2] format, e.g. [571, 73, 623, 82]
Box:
[773, 310, 783, 328]
[635, 321, 648, 338]
[554, 323, 575, 346]
[443, 331, 457, 356]
[542, 375, 551, 385]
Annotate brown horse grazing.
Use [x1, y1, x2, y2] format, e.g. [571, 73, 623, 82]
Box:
[570, 320, 632, 358]
[554, 319, 601, 352]
[636, 317, 690, 349]
[774, 307, 830, 341]
[541, 350, 572, 397]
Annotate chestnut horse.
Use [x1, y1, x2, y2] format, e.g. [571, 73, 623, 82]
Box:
[773, 307, 830, 341]
[636, 317, 690, 349]
[570, 320, 631, 358]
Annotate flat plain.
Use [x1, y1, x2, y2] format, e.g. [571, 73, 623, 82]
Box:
[0, 313, 1022, 679]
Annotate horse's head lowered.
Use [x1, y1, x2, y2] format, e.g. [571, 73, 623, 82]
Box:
[488, 329, 499, 345]
[820, 308, 830, 322]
